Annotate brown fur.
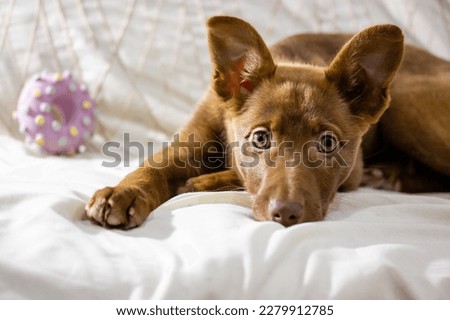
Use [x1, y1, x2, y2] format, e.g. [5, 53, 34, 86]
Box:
[86, 16, 450, 229]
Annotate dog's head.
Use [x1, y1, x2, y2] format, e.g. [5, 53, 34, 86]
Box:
[207, 16, 404, 226]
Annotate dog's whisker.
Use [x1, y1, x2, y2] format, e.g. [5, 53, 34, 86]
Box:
[332, 195, 355, 207]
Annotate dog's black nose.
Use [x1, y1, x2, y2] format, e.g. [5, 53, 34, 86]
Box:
[269, 199, 302, 227]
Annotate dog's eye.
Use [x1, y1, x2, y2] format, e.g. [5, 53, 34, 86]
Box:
[251, 129, 271, 149]
[318, 132, 338, 154]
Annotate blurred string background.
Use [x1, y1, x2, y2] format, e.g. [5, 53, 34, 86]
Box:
[1, 0, 449, 151]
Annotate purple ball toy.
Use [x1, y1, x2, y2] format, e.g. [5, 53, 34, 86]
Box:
[16, 71, 95, 155]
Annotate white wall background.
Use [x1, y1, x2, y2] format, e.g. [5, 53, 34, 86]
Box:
[1, 0, 449, 148]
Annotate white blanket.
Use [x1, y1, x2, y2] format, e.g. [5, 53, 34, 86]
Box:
[1, 136, 450, 299]
[1, 0, 450, 299]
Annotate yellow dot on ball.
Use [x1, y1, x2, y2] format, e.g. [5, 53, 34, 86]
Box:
[33, 88, 42, 98]
[35, 115, 45, 126]
[70, 126, 79, 136]
[82, 100, 91, 109]
[54, 72, 63, 81]
[35, 136, 45, 146]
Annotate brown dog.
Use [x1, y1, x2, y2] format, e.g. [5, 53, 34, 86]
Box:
[86, 16, 450, 228]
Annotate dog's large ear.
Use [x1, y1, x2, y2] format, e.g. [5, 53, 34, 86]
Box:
[207, 16, 276, 101]
[326, 25, 404, 124]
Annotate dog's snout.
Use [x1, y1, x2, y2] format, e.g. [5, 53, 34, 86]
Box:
[269, 199, 302, 227]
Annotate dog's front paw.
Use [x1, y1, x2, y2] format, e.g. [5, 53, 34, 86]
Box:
[178, 176, 213, 193]
[85, 186, 152, 229]
[177, 170, 243, 194]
